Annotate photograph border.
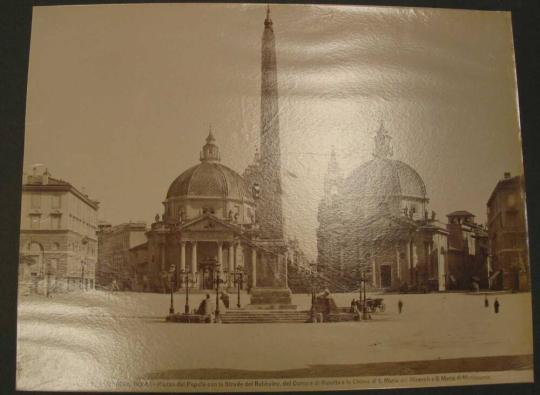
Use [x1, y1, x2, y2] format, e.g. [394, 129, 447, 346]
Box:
[1, 1, 539, 394]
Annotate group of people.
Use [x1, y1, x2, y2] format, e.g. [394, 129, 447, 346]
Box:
[349, 298, 373, 320]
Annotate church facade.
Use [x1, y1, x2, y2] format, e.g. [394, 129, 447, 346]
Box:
[129, 132, 267, 294]
[317, 124, 449, 292]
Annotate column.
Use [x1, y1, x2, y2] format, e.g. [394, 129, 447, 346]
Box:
[284, 252, 288, 288]
[371, 256, 376, 286]
[412, 243, 418, 284]
[407, 240, 412, 284]
[236, 243, 244, 290]
[438, 242, 446, 291]
[180, 242, 186, 272]
[217, 242, 223, 275]
[228, 243, 234, 287]
[251, 248, 257, 288]
[179, 241, 186, 288]
[396, 244, 401, 282]
[191, 242, 197, 287]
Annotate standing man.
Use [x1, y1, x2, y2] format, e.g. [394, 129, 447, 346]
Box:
[484, 295, 489, 308]
[398, 299, 403, 314]
[494, 298, 500, 314]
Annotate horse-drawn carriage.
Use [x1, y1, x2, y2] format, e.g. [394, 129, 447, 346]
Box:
[365, 297, 386, 312]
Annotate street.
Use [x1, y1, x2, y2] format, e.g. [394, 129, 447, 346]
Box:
[16, 290, 533, 391]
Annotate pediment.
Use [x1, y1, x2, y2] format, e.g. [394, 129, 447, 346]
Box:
[179, 214, 239, 233]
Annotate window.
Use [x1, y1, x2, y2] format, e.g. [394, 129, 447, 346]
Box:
[31, 193, 41, 209]
[51, 194, 61, 209]
[507, 194, 516, 207]
[506, 212, 519, 227]
[50, 214, 61, 229]
[29, 214, 40, 229]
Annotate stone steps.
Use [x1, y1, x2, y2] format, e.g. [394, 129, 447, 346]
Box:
[221, 310, 311, 324]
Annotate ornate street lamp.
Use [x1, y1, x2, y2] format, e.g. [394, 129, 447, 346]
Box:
[309, 262, 318, 322]
[45, 263, 51, 298]
[213, 262, 227, 323]
[360, 271, 368, 320]
[168, 264, 177, 314]
[81, 260, 86, 291]
[232, 265, 244, 308]
[180, 269, 196, 314]
[81, 236, 89, 291]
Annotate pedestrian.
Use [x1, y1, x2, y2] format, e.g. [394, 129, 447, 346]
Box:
[398, 299, 403, 314]
[484, 295, 489, 308]
[350, 298, 357, 313]
[494, 298, 500, 314]
[220, 291, 230, 309]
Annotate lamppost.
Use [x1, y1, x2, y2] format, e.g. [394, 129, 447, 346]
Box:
[81, 260, 86, 291]
[168, 264, 176, 315]
[45, 262, 51, 298]
[213, 262, 227, 323]
[81, 236, 89, 291]
[309, 262, 318, 322]
[360, 271, 368, 320]
[232, 265, 244, 308]
[180, 269, 196, 314]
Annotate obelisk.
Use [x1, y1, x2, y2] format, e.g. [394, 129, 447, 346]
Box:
[258, 5, 284, 240]
[248, 6, 293, 308]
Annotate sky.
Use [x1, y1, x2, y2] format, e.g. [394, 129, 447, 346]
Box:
[24, 3, 524, 259]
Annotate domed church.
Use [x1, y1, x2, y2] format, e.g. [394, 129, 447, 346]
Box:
[317, 123, 449, 292]
[128, 8, 292, 303]
[132, 131, 287, 295]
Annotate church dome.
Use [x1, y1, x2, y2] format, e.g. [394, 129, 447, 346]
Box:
[342, 122, 427, 201]
[166, 132, 253, 202]
[344, 158, 427, 199]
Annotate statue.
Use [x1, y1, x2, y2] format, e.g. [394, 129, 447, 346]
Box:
[431, 210, 436, 220]
[178, 210, 187, 223]
[155, 213, 160, 223]
[252, 183, 261, 199]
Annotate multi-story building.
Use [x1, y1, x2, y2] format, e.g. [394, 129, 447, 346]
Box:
[445, 211, 489, 290]
[96, 221, 147, 290]
[487, 172, 529, 291]
[19, 166, 99, 294]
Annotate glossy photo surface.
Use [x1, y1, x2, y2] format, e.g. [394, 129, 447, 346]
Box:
[17, 3, 532, 392]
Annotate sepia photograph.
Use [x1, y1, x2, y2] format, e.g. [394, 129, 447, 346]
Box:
[15, 2, 533, 392]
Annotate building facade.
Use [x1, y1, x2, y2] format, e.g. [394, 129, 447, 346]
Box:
[487, 172, 529, 291]
[317, 124, 449, 292]
[129, 133, 289, 301]
[96, 221, 147, 290]
[445, 211, 489, 290]
[19, 166, 99, 294]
